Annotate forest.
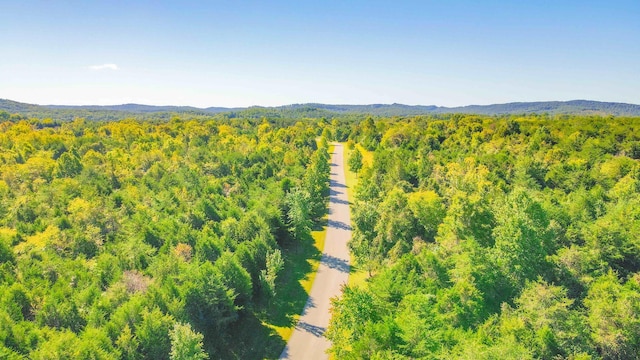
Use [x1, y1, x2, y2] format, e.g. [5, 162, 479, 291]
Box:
[0, 112, 639, 359]
[3, 98, 640, 122]
[329, 114, 640, 359]
[0, 116, 333, 359]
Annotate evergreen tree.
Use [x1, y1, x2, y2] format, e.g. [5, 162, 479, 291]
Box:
[170, 323, 208, 360]
[348, 147, 363, 175]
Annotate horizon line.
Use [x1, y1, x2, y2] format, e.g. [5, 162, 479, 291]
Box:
[2, 97, 640, 110]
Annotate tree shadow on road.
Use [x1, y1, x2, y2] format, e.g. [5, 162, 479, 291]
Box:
[296, 321, 326, 337]
[321, 254, 350, 274]
[327, 219, 352, 231]
[330, 179, 347, 188]
[329, 197, 350, 205]
[330, 189, 343, 197]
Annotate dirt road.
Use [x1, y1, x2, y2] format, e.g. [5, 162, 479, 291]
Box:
[280, 143, 351, 359]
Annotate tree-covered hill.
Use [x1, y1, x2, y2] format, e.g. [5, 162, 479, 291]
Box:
[2, 98, 640, 121]
[47, 104, 216, 113]
[442, 100, 640, 116]
[283, 101, 640, 116]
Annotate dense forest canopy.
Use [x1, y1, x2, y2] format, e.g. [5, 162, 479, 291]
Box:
[1, 110, 640, 359]
[329, 114, 640, 359]
[0, 116, 332, 359]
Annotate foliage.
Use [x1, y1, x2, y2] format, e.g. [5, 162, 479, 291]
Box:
[169, 323, 208, 360]
[329, 114, 640, 359]
[260, 249, 285, 298]
[5, 109, 640, 359]
[0, 116, 329, 358]
[348, 147, 363, 174]
[4, 98, 640, 122]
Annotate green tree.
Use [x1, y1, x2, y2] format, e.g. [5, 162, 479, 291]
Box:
[285, 188, 313, 240]
[0, 237, 14, 265]
[585, 271, 640, 359]
[349, 201, 379, 276]
[183, 262, 237, 336]
[326, 286, 383, 359]
[303, 146, 330, 219]
[115, 324, 139, 360]
[348, 148, 363, 175]
[137, 307, 174, 360]
[260, 249, 284, 298]
[169, 323, 208, 360]
[213, 252, 252, 305]
[373, 188, 418, 261]
[407, 190, 445, 242]
[53, 149, 83, 178]
[491, 189, 555, 292]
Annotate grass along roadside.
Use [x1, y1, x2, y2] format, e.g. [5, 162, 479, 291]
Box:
[355, 143, 374, 168]
[343, 143, 371, 288]
[266, 222, 327, 341]
[228, 216, 328, 359]
[229, 145, 334, 358]
[263, 143, 335, 341]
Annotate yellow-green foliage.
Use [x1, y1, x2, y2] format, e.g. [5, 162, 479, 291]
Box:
[329, 114, 640, 359]
[0, 117, 330, 359]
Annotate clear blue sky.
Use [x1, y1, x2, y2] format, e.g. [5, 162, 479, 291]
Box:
[1, 0, 639, 107]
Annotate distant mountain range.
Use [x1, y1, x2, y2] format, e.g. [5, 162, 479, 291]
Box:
[1, 98, 639, 120]
[282, 100, 640, 116]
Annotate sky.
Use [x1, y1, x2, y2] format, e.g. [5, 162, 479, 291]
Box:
[1, 0, 639, 107]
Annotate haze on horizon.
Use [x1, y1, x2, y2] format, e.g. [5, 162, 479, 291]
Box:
[1, 1, 639, 108]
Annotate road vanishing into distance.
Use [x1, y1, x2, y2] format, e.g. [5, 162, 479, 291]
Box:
[280, 143, 352, 360]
